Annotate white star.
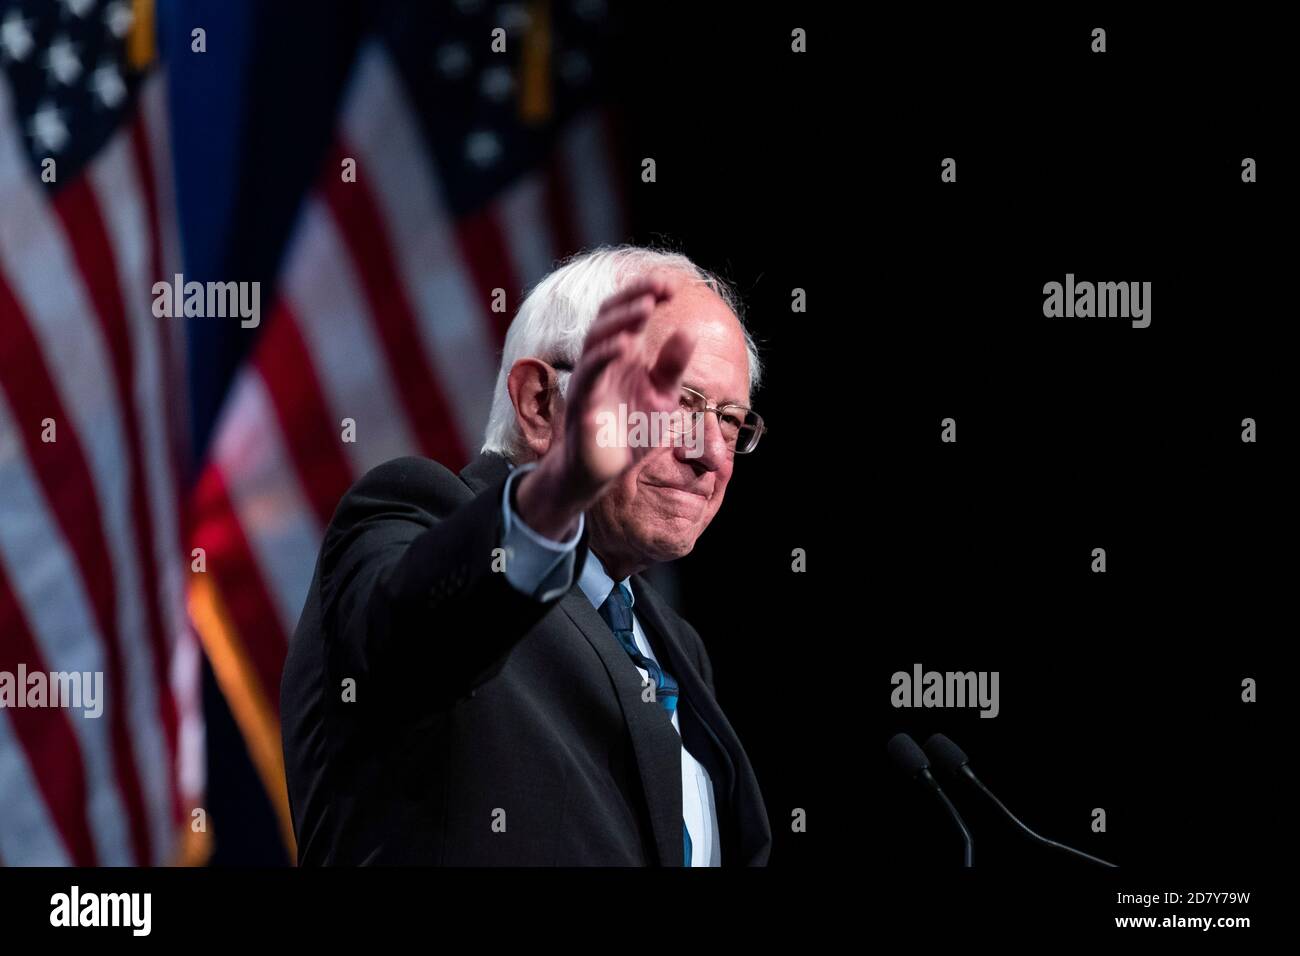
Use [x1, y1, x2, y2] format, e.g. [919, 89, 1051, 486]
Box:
[29, 102, 70, 153]
[44, 36, 83, 86]
[91, 63, 126, 108]
[465, 130, 501, 168]
[104, 1, 134, 39]
[573, 0, 607, 21]
[560, 50, 591, 86]
[436, 43, 470, 80]
[1, 11, 35, 63]
[480, 65, 514, 102]
[60, 0, 96, 19]
[497, 4, 531, 35]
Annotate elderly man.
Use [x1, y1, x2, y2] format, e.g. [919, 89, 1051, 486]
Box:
[281, 245, 771, 865]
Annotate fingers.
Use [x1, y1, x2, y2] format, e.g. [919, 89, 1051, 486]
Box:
[583, 278, 674, 352]
[566, 335, 627, 405]
[600, 276, 673, 314]
[583, 295, 654, 355]
[647, 328, 696, 393]
[569, 277, 684, 410]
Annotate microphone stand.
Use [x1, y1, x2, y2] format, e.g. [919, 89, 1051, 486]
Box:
[921, 768, 974, 867]
[960, 766, 1116, 868]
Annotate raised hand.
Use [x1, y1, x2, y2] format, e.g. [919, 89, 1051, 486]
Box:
[561, 277, 695, 490]
[515, 277, 696, 539]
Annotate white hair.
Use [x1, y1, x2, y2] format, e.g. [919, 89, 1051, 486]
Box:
[481, 244, 762, 461]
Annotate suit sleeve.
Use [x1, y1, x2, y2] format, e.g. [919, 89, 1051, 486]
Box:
[318, 456, 585, 713]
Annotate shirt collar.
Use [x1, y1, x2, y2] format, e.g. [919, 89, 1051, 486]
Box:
[578, 548, 634, 610]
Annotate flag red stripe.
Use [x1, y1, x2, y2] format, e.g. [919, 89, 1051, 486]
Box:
[319, 141, 467, 470]
[190, 464, 291, 703]
[0, 267, 152, 866]
[253, 302, 356, 526]
[454, 209, 522, 346]
[51, 178, 180, 833]
[0, 567, 99, 865]
[129, 115, 190, 536]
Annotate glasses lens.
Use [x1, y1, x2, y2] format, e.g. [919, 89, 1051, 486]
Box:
[733, 410, 763, 453]
[664, 390, 762, 454]
[667, 389, 705, 437]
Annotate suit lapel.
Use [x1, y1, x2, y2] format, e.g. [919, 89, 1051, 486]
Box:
[559, 589, 685, 866]
[631, 578, 772, 866]
[630, 581, 737, 796]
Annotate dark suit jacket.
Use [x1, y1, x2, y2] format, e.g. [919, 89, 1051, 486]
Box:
[280, 451, 772, 865]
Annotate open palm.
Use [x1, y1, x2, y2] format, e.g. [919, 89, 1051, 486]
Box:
[559, 277, 696, 496]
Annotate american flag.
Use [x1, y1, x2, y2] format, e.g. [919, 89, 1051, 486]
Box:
[1, 0, 627, 864]
[0, 0, 202, 865]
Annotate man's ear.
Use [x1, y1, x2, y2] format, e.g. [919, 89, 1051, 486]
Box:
[507, 358, 560, 457]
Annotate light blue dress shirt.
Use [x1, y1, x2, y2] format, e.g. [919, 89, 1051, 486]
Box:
[498, 462, 721, 866]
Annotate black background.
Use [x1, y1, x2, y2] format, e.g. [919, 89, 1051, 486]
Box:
[614, 0, 1289, 928]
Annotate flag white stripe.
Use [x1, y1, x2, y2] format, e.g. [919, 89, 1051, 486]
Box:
[138, 75, 185, 293]
[170, 620, 205, 805]
[139, 74, 190, 464]
[341, 45, 500, 450]
[0, 390, 133, 865]
[211, 372, 323, 637]
[282, 200, 421, 476]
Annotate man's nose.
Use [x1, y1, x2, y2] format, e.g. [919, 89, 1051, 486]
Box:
[678, 410, 727, 471]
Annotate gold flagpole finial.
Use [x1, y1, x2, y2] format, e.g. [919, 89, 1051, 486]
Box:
[519, 0, 553, 125]
[127, 0, 157, 71]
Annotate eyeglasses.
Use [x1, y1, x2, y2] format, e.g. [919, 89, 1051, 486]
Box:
[546, 360, 766, 455]
[672, 385, 766, 454]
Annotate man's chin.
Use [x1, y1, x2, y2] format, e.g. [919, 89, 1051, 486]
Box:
[635, 529, 699, 565]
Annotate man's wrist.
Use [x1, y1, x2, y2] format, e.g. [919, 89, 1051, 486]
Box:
[514, 460, 584, 541]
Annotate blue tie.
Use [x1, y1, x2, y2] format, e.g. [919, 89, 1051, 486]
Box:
[599, 582, 680, 713]
[598, 582, 692, 866]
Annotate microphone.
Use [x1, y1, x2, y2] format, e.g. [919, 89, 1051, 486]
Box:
[887, 732, 973, 866]
[923, 733, 1117, 868]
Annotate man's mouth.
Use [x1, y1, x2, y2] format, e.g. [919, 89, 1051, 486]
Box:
[645, 480, 709, 500]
